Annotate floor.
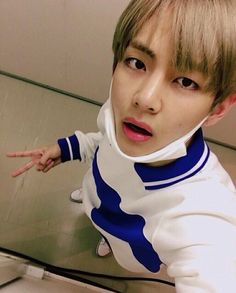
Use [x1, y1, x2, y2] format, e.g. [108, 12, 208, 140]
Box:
[0, 75, 235, 292]
[0, 275, 112, 293]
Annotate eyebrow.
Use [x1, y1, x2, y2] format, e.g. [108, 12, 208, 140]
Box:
[130, 41, 156, 59]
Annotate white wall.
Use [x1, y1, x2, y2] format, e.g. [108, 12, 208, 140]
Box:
[0, 0, 235, 147]
[0, 0, 128, 103]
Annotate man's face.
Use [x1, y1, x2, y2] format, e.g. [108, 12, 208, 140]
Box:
[111, 14, 215, 162]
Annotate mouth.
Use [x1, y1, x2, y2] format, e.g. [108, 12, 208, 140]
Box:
[122, 118, 153, 142]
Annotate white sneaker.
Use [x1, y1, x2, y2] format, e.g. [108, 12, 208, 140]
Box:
[70, 188, 83, 203]
[96, 237, 112, 257]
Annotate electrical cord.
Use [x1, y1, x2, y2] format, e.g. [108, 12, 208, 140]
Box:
[0, 246, 175, 292]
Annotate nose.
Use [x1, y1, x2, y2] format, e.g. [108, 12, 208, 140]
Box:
[132, 77, 162, 114]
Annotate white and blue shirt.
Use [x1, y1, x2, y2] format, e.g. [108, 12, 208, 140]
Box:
[58, 102, 236, 292]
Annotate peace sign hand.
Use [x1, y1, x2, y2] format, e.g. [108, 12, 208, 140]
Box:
[7, 144, 61, 177]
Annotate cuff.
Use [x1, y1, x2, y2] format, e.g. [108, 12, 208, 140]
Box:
[57, 134, 81, 162]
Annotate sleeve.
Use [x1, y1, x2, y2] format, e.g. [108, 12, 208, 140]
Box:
[58, 131, 103, 163]
[153, 185, 236, 292]
[57, 100, 109, 163]
[167, 242, 236, 293]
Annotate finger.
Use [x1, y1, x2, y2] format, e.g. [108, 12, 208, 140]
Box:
[11, 160, 35, 177]
[39, 145, 61, 165]
[36, 159, 53, 171]
[7, 149, 43, 158]
[42, 159, 61, 173]
[39, 152, 51, 166]
[42, 160, 55, 173]
[40, 148, 59, 165]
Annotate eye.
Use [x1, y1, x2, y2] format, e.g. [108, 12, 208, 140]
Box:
[175, 77, 199, 90]
[124, 57, 146, 71]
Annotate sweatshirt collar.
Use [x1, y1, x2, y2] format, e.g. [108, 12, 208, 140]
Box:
[134, 129, 210, 190]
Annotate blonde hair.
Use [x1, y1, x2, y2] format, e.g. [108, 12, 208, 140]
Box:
[112, 0, 236, 105]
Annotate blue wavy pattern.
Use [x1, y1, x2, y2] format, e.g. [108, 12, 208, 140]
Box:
[91, 149, 161, 272]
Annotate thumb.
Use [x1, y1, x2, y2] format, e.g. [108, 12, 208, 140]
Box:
[39, 145, 61, 166]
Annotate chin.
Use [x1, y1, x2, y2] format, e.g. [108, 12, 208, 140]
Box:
[118, 142, 151, 157]
[116, 132, 154, 157]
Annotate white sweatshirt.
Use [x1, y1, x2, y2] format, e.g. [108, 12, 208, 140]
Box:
[58, 100, 236, 293]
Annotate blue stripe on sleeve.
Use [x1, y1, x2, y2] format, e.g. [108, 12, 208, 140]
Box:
[58, 134, 81, 162]
[69, 135, 81, 161]
[57, 138, 71, 162]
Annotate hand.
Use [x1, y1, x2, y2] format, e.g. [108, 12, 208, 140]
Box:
[7, 144, 61, 177]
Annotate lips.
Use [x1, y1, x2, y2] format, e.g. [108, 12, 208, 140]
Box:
[122, 118, 153, 142]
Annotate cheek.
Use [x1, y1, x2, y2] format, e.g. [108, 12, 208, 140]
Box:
[111, 81, 127, 109]
[111, 90, 121, 111]
[111, 88, 121, 120]
[111, 65, 130, 103]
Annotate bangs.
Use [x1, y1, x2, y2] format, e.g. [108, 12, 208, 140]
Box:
[172, 1, 219, 74]
[169, 0, 236, 98]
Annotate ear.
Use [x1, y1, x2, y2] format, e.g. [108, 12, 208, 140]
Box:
[204, 94, 236, 127]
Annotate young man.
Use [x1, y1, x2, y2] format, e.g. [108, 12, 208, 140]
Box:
[8, 1, 236, 291]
